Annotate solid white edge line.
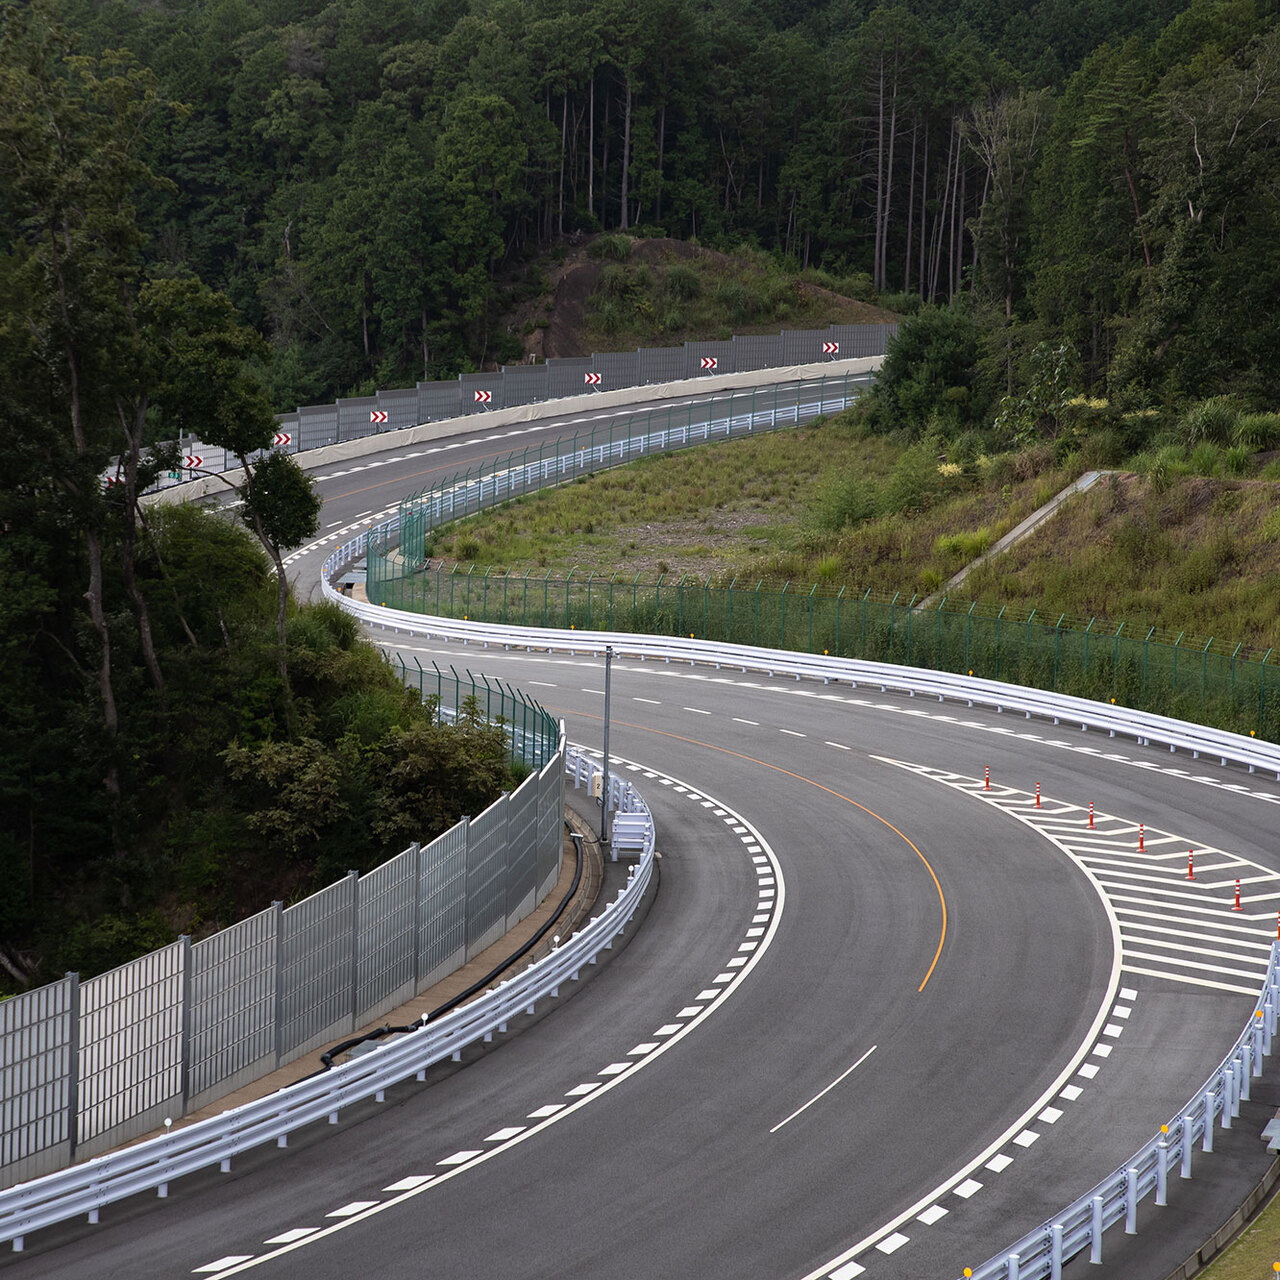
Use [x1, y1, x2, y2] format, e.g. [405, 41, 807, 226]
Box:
[798, 760, 1124, 1280]
[203, 753, 787, 1277]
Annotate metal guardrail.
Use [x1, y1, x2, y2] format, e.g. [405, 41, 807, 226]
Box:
[0, 746, 655, 1252]
[962, 943, 1280, 1280]
[323, 534, 1280, 1278]
[333, 567, 1280, 782]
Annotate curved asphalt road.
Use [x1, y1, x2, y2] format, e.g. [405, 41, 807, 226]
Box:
[9, 402, 1279, 1280]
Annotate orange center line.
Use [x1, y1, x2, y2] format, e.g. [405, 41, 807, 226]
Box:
[554, 707, 948, 992]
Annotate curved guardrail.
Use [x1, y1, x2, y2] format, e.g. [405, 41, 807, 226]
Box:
[0, 745, 655, 1252]
[322, 532, 1280, 1279]
[328, 544, 1280, 781]
[963, 946, 1279, 1280]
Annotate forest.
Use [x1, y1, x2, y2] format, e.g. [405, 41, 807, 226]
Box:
[18, 0, 1280, 412]
[3, 0, 1280, 986]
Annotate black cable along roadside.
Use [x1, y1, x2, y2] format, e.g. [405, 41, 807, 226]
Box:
[310, 821, 590, 1075]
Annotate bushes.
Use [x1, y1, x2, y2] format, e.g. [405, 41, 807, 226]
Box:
[865, 304, 984, 435]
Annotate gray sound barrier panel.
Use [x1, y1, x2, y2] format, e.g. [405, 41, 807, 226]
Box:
[356, 847, 417, 1021]
[536, 754, 564, 895]
[417, 382, 462, 423]
[500, 365, 550, 406]
[732, 335, 783, 371]
[459, 372, 499, 414]
[781, 328, 830, 364]
[684, 340, 735, 375]
[298, 403, 340, 451]
[638, 347, 684, 384]
[377, 387, 419, 432]
[188, 907, 278, 1108]
[465, 798, 509, 956]
[417, 822, 468, 991]
[0, 978, 74, 1187]
[77, 943, 184, 1156]
[505, 779, 539, 921]
[592, 352, 641, 388]
[279, 876, 355, 1062]
[547, 357, 593, 398]
[336, 395, 381, 443]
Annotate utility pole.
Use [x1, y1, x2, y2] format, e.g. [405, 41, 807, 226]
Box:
[600, 645, 612, 845]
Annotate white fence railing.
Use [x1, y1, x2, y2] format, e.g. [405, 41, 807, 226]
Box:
[0, 746, 654, 1252]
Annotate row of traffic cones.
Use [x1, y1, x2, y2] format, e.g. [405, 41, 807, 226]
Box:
[983, 765, 1267, 923]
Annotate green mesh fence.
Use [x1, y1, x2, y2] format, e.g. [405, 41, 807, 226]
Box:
[364, 374, 1277, 741]
[389, 654, 560, 770]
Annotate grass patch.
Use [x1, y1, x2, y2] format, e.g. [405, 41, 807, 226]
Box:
[420, 414, 1280, 655]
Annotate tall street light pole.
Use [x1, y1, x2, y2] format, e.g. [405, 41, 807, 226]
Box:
[600, 645, 612, 845]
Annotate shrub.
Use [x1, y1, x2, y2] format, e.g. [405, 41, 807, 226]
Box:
[714, 278, 754, 323]
[1223, 445, 1252, 475]
[665, 265, 702, 301]
[878, 290, 922, 315]
[1234, 412, 1280, 450]
[1188, 442, 1222, 476]
[1178, 396, 1240, 446]
[588, 233, 633, 261]
[810, 474, 878, 531]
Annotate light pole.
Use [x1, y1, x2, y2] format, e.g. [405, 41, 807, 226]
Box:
[600, 645, 612, 844]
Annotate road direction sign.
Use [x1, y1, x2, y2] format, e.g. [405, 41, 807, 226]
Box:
[699, 356, 718, 371]
[474, 390, 493, 404]
[370, 410, 388, 424]
[272, 432, 292, 446]
[584, 372, 602, 386]
[822, 341, 840, 355]
[183, 454, 203, 469]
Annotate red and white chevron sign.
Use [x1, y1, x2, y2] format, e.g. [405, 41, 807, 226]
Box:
[584, 372, 601, 386]
[699, 356, 718, 371]
[370, 410, 388, 424]
[272, 432, 291, 447]
[183, 455, 203, 469]
[822, 341, 840, 355]
[474, 390, 492, 404]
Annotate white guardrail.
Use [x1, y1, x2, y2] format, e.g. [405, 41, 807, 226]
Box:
[0, 744, 655, 1252]
[322, 535, 1280, 1280]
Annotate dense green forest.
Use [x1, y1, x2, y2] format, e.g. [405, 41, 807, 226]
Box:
[0, 0, 516, 989]
[14, 0, 1279, 412]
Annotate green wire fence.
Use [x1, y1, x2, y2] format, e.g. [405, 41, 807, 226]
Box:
[364, 373, 1278, 741]
[389, 654, 560, 770]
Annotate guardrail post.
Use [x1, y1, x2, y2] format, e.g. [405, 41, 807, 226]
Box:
[1050, 1222, 1064, 1278]
[1155, 1134, 1169, 1205]
[1006, 1251, 1021, 1280]
[1124, 1167, 1138, 1232]
[1202, 1088, 1214, 1150]
[1090, 1195, 1104, 1262]
[1242, 1040, 1253, 1097]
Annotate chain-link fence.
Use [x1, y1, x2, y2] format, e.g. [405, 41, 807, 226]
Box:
[0, 672, 563, 1188]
